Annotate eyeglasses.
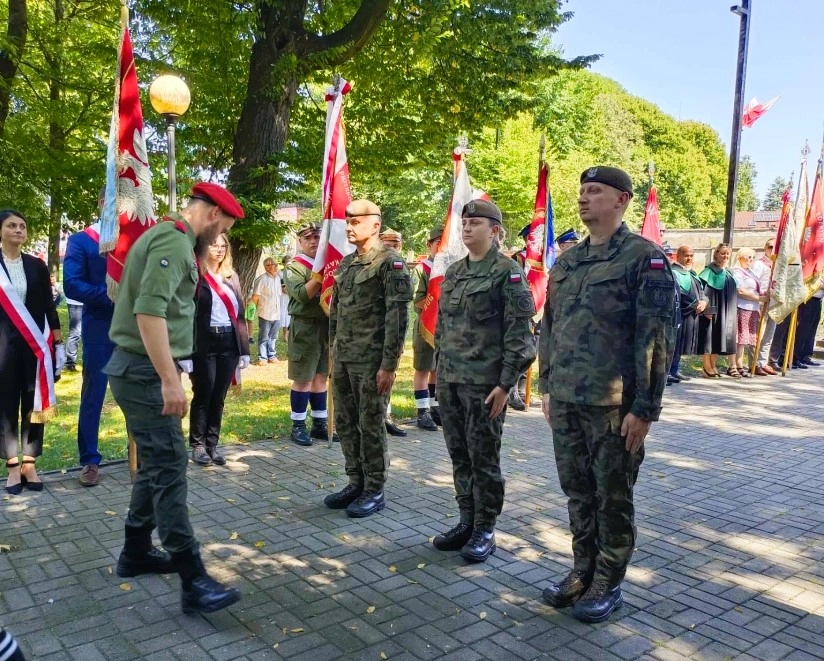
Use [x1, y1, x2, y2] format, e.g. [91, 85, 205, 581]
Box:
[210, 244, 227, 251]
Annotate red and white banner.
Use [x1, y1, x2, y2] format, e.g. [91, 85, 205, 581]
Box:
[801, 155, 824, 300]
[313, 77, 354, 314]
[420, 149, 487, 347]
[742, 96, 780, 129]
[640, 185, 663, 245]
[99, 6, 156, 300]
[523, 162, 552, 311]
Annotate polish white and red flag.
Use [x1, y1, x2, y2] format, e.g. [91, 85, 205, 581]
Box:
[742, 96, 780, 129]
[99, 4, 156, 299]
[420, 147, 489, 347]
[640, 185, 663, 245]
[313, 77, 354, 314]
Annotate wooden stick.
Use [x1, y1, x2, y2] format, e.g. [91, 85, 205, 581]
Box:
[524, 365, 533, 408]
[781, 309, 799, 376]
[752, 304, 768, 370]
[128, 433, 138, 482]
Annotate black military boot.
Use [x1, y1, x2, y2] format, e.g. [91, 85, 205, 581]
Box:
[429, 406, 441, 426]
[310, 418, 339, 442]
[385, 418, 407, 437]
[208, 445, 227, 466]
[571, 579, 623, 623]
[346, 490, 386, 518]
[191, 445, 212, 466]
[171, 547, 241, 615]
[416, 409, 438, 431]
[323, 483, 363, 509]
[291, 422, 313, 447]
[542, 569, 592, 608]
[508, 389, 526, 411]
[432, 522, 473, 551]
[116, 525, 174, 577]
[460, 529, 496, 563]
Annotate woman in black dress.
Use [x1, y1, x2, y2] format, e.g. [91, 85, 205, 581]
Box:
[697, 243, 738, 377]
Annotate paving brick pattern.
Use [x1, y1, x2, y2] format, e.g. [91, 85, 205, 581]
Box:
[1, 370, 823, 660]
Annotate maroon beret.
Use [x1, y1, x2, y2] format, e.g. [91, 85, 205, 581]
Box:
[190, 182, 245, 219]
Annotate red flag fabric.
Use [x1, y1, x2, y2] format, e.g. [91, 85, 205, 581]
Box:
[800, 156, 824, 298]
[523, 163, 551, 311]
[99, 10, 156, 299]
[640, 185, 662, 245]
[313, 78, 354, 314]
[742, 96, 780, 129]
[772, 183, 793, 257]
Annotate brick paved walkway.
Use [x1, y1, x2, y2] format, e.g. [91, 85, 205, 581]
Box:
[1, 369, 823, 661]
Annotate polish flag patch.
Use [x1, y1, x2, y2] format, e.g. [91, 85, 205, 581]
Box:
[392, 260, 405, 269]
[649, 257, 665, 270]
[510, 273, 522, 282]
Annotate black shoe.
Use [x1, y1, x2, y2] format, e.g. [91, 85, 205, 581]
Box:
[385, 419, 407, 437]
[666, 375, 678, 386]
[310, 420, 339, 442]
[209, 447, 226, 466]
[65, 364, 77, 372]
[542, 570, 592, 608]
[116, 547, 174, 577]
[172, 549, 241, 615]
[792, 361, 809, 369]
[346, 490, 386, 518]
[507, 390, 526, 411]
[433, 522, 473, 551]
[801, 357, 820, 366]
[324, 483, 362, 509]
[675, 372, 692, 381]
[291, 424, 313, 446]
[460, 529, 496, 563]
[416, 409, 438, 431]
[571, 580, 623, 623]
[429, 406, 441, 426]
[191, 445, 212, 466]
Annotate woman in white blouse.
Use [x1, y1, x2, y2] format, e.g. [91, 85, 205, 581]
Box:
[731, 247, 767, 377]
[188, 233, 250, 467]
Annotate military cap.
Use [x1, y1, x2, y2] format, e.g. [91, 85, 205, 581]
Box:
[379, 228, 403, 241]
[428, 227, 444, 242]
[296, 222, 321, 237]
[580, 166, 634, 198]
[190, 182, 245, 219]
[556, 228, 581, 245]
[519, 224, 531, 238]
[345, 199, 382, 219]
[461, 199, 502, 225]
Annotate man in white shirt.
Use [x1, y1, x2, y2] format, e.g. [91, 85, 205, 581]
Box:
[750, 238, 777, 375]
[251, 258, 282, 364]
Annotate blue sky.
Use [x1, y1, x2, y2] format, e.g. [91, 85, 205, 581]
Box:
[554, 0, 824, 203]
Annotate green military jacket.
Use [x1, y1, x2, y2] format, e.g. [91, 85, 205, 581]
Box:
[329, 244, 412, 371]
[435, 247, 536, 391]
[109, 213, 199, 359]
[538, 223, 675, 421]
[412, 258, 432, 311]
[284, 254, 325, 319]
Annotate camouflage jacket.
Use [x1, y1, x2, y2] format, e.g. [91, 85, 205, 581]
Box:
[435, 247, 536, 390]
[330, 244, 412, 371]
[538, 223, 675, 421]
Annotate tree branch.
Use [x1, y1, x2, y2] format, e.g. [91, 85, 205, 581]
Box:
[301, 0, 391, 66]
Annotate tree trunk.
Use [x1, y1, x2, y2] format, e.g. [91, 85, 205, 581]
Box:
[0, 0, 28, 136]
[46, 0, 63, 274]
[232, 238, 262, 299]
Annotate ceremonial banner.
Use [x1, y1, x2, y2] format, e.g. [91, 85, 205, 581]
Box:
[769, 160, 808, 323]
[742, 96, 780, 129]
[99, 4, 156, 299]
[640, 185, 662, 245]
[523, 162, 554, 311]
[800, 154, 824, 299]
[313, 77, 354, 314]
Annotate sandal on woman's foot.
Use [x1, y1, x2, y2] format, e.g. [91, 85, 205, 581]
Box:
[4, 459, 22, 495]
[21, 459, 43, 492]
[702, 367, 719, 378]
[726, 367, 743, 378]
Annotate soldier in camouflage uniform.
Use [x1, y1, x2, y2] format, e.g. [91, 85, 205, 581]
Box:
[433, 199, 536, 563]
[538, 166, 675, 623]
[284, 222, 337, 446]
[325, 200, 413, 518]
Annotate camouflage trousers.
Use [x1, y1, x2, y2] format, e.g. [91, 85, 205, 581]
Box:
[437, 381, 506, 531]
[332, 362, 390, 491]
[550, 398, 644, 585]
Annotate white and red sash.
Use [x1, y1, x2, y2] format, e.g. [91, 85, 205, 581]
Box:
[0, 262, 56, 420]
[293, 253, 314, 271]
[203, 271, 242, 387]
[419, 258, 432, 276]
[84, 222, 101, 243]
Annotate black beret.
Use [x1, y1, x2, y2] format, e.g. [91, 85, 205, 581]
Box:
[519, 224, 531, 238]
[461, 199, 502, 225]
[580, 166, 634, 198]
[556, 228, 581, 244]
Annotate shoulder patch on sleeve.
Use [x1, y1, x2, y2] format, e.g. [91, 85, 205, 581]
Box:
[392, 260, 405, 270]
[649, 256, 665, 270]
[516, 292, 535, 313]
[510, 272, 522, 283]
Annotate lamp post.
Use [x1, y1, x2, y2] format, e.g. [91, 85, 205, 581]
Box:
[149, 75, 191, 213]
[723, 0, 752, 246]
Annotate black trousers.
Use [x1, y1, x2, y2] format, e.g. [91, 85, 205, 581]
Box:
[189, 331, 239, 450]
[0, 340, 43, 459]
[796, 297, 822, 360]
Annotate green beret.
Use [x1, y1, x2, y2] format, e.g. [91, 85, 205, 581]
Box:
[461, 199, 502, 225]
[580, 166, 634, 198]
[428, 227, 444, 242]
[296, 222, 321, 237]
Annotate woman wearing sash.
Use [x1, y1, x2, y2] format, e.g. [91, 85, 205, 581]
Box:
[188, 233, 249, 467]
[696, 243, 739, 378]
[0, 210, 63, 494]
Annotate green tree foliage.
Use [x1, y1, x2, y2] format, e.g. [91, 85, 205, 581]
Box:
[735, 154, 759, 212]
[762, 176, 789, 211]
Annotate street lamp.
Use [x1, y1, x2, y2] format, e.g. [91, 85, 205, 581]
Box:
[149, 74, 191, 213]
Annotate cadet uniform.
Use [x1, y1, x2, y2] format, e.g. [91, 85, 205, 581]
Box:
[539, 166, 675, 623]
[434, 200, 536, 562]
[327, 243, 412, 516]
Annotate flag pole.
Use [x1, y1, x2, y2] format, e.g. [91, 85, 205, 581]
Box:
[781, 309, 799, 376]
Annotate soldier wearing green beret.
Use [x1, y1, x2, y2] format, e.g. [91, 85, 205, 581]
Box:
[538, 166, 675, 623]
[432, 199, 536, 563]
[324, 200, 413, 518]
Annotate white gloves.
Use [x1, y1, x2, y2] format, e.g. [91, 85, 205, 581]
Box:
[54, 344, 66, 374]
[239, 355, 250, 370]
[178, 359, 194, 374]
